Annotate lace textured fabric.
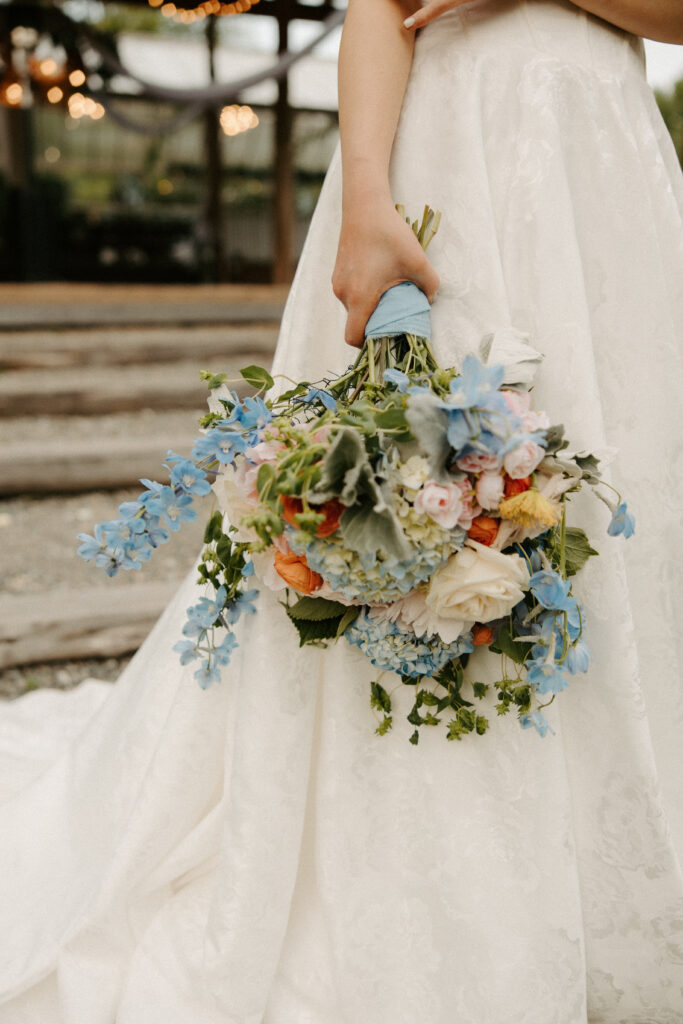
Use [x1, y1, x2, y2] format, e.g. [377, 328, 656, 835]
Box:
[1, 1, 682, 1021]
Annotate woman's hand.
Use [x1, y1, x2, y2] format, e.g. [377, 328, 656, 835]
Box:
[402, 0, 469, 31]
[332, 192, 440, 348]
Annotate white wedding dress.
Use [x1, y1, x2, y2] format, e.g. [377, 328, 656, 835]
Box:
[1, 2, 682, 1021]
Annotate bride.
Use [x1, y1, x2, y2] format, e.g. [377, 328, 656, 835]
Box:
[1, 0, 682, 1021]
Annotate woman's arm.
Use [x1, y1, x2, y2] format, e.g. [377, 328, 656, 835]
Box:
[332, 0, 440, 347]
[403, 0, 683, 45]
[567, 0, 683, 45]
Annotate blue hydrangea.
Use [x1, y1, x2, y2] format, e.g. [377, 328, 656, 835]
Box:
[290, 527, 462, 604]
[345, 611, 473, 678]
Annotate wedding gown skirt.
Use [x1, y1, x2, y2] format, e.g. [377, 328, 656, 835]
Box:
[2, 1, 682, 1021]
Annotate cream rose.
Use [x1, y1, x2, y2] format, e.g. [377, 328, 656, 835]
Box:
[425, 540, 530, 623]
[503, 440, 545, 479]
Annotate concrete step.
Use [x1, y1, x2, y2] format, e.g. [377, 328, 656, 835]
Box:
[0, 323, 278, 371]
[0, 428, 204, 494]
[0, 581, 178, 668]
[0, 356, 264, 417]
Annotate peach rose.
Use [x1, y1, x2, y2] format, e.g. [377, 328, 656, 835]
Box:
[467, 515, 500, 547]
[472, 623, 496, 645]
[273, 550, 323, 594]
[504, 474, 531, 498]
[503, 441, 545, 479]
[281, 496, 344, 538]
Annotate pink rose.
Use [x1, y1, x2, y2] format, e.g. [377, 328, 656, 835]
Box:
[455, 452, 500, 474]
[246, 439, 284, 464]
[503, 441, 545, 479]
[522, 409, 551, 431]
[502, 390, 531, 417]
[475, 471, 505, 510]
[414, 481, 464, 530]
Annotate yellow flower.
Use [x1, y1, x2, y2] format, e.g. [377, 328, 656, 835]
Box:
[498, 489, 561, 529]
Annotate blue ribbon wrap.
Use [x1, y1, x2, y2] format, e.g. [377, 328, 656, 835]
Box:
[364, 281, 432, 341]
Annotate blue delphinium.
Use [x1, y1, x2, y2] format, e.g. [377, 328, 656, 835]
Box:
[383, 368, 410, 393]
[302, 387, 337, 412]
[520, 710, 555, 737]
[607, 501, 635, 539]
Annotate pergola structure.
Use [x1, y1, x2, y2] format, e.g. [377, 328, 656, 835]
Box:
[0, 0, 345, 282]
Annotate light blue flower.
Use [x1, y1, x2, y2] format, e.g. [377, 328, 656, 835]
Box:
[345, 611, 472, 678]
[145, 486, 197, 531]
[607, 501, 635, 539]
[166, 454, 212, 497]
[194, 659, 221, 690]
[520, 710, 555, 737]
[191, 428, 248, 466]
[564, 637, 592, 674]
[383, 368, 410, 393]
[226, 395, 272, 433]
[212, 632, 239, 666]
[77, 523, 108, 562]
[302, 388, 337, 412]
[529, 570, 574, 611]
[99, 517, 146, 548]
[447, 355, 505, 409]
[224, 588, 260, 624]
[173, 639, 200, 665]
[241, 560, 255, 578]
[526, 658, 570, 695]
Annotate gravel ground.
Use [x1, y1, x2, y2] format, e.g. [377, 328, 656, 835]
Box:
[0, 656, 130, 699]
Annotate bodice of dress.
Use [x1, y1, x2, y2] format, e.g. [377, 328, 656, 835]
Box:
[417, 0, 646, 85]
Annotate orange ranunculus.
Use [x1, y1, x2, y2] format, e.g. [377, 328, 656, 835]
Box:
[472, 623, 496, 646]
[280, 495, 344, 538]
[504, 474, 531, 498]
[314, 499, 345, 538]
[467, 515, 500, 546]
[273, 549, 323, 594]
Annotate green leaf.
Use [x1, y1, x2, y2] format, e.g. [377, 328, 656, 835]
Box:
[240, 364, 274, 391]
[563, 527, 599, 577]
[472, 682, 489, 700]
[200, 370, 228, 391]
[409, 729, 420, 745]
[370, 680, 392, 714]
[404, 391, 452, 483]
[542, 423, 568, 455]
[256, 462, 277, 502]
[491, 619, 533, 664]
[287, 615, 343, 646]
[407, 703, 425, 726]
[574, 452, 601, 484]
[288, 596, 350, 621]
[340, 502, 411, 562]
[376, 715, 393, 736]
[203, 510, 223, 544]
[475, 715, 489, 735]
[419, 691, 439, 706]
[336, 605, 361, 636]
[215, 535, 233, 568]
[374, 407, 410, 433]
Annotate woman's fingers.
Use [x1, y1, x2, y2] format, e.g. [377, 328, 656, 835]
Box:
[403, 0, 461, 31]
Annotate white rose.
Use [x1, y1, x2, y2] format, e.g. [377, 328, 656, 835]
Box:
[372, 590, 472, 644]
[475, 471, 505, 510]
[399, 455, 431, 490]
[211, 464, 259, 543]
[503, 441, 545, 479]
[425, 540, 530, 623]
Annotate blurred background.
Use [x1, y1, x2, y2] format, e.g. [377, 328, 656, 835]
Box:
[0, 0, 682, 694]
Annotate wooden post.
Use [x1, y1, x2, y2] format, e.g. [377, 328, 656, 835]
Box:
[273, 0, 295, 284]
[203, 14, 225, 282]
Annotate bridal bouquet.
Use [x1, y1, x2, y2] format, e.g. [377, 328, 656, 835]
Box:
[78, 206, 635, 744]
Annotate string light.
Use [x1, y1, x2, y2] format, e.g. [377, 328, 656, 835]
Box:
[47, 85, 63, 103]
[147, 0, 259, 16]
[220, 103, 259, 136]
[68, 69, 86, 87]
[0, 82, 24, 107]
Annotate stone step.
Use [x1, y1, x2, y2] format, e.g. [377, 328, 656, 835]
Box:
[0, 323, 278, 371]
[0, 282, 289, 330]
[0, 356, 264, 417]
[0, 581, 178, 669]
[0, 429, 203, 494]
